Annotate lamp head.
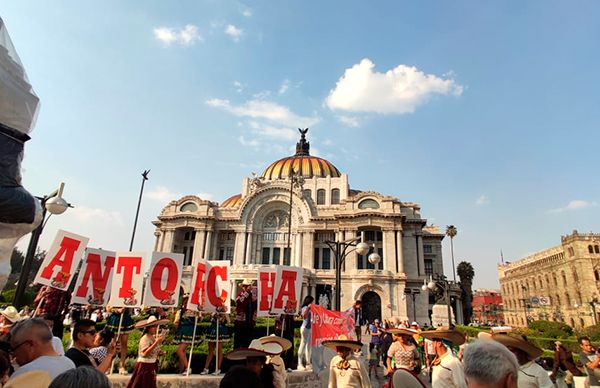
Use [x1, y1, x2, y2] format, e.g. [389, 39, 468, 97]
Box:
[45, 196, 68, 215]
[421, 284, 428, 291]
[368, 252, 381, 265]
[427, 281, 436, 290]
[355, 242, 369, 256]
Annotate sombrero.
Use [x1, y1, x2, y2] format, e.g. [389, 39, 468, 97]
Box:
[420, 327, 465, 346]
[240, 278, 254, 286]
[385, 327, 418, 336]
[226, 339, 283, 360]
[0, 306, 21, 323]
[134, 315, 170, 329]
[487, 334, 543, 360]
[322, 335, 363, 351]
[259, 335, 292, 352]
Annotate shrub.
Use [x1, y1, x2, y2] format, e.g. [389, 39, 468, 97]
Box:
[577, 324, 600, 342]
[527, 320, 573, 339]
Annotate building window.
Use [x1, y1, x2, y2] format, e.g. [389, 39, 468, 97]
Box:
[424, 259, 433, 276]
[595, 270, 600, 281]
[589, 245, 594, 254]
[357, 230, 383, 270]
[358, 199, 379, 209]
[218, 246, 234, 263]
[180, 202, 198, 212]
[303, 189, 312, 200]
[262, 248, 270, 264]
[283, 247, 291, 266]
[596, 245, 600, 254]
[182, 246, 194, 266]
[561, 271, 567, 286]
[423, 244, 433, 254]
[553, 273, 558, 286]
[317, 189, 326, 205]
[331, 189, 340, 204]
[313, 247, 332, 269]
[568, 247, 575, 256]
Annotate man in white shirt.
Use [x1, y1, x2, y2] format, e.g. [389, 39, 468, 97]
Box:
[7, 318, 75, 382]
[421, 327, 467, 388]
[463, 340, 519, 388]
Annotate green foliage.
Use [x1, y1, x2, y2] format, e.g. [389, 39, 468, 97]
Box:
[528, 320, 573, 339]
[576, 323, 600, 342]
[0, 288, 36, 306]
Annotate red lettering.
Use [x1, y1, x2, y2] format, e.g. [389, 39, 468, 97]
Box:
[259, 271, 276, 311]
[116, 256, 142, 298]
[273, 270, 298, 309]
[74, 253, 115, 298]
[150, 258, 178, 300]
[40, 236, 81, 280]
[189, 262, 207, 307]
[207, 265, 228, 307]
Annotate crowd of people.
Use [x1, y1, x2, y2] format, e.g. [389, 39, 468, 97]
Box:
[0, 285, 599, 388]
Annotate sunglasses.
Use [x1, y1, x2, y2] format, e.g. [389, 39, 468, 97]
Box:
[10, 340, 32, 354]
[82, 330, 97, 335]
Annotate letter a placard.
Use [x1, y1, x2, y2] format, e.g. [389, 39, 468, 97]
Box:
[271, 266, 303, 315]
[34, 230, 89, 290]
[108, 252, 145, 308]
[257, 267, 277, 317]
[204, 261, 231, 314]
[71, 248, 116, 306]
[142, 252, 184, 308]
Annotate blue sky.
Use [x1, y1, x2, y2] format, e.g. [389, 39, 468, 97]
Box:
[5, 1, 600, 288]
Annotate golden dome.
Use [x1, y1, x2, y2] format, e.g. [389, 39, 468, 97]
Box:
[221, 193, 242, 207]
[261, 128, 341, 180]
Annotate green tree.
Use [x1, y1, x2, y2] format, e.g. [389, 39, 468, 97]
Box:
[457, 261, 475, 324]
[446, 225, 458, 281]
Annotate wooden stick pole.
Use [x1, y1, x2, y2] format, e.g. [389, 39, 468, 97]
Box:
[186, 315, 199, 376]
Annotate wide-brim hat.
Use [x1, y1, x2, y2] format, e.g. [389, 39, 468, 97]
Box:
[385, 327, 418, 336]
[420, 327, 465, 346]
[259, 335, 292, 352]
[240, 278, 253, 286]
[488, 334, 543, 360]
[322, 335, 363, 351]
[134, 315, 170, 329]
[0, 306, 21, 323]
[226, 339, 283, 360]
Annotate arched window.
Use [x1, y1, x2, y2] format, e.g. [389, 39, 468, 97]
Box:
[553, 273, 558, 286]
[317, 189, 326, 205]
[573, 269, 579, 282]
[331, 189, 340, 204]
[565, 293, 571, 306]
[595, 245, 600, 254]
[595, 270, 600, 282]
[303, 189, 312, 200]
[180, 202, 198, 212]
[358, 199, 380, 209]
[561, 271, 567, 286]
[589, 245, 594, 254]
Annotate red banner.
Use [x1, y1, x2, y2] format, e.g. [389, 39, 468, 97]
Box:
[310, 304, 356, 346]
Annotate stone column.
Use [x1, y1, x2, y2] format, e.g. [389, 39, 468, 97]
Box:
[303, 232, 315, 269]
[153, 231, 161, 252]
[302, 283, 309, 300]
[383, 230, 395, 272]
[244, 232, 253, 265]
[293, 233, 302, 267]
[192, 229, 206, 264]
[346, 230, 358, 273]
[204, 231, 213, 260]
[162, 229, 175, 252]
[233, 232, 245, 266]
[396, 230, 404, 274]
[417, 234, 425, 276]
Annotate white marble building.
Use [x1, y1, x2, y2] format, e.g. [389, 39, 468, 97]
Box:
[153, 130, 447, 324]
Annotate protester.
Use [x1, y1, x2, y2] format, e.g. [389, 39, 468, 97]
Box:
[274, 313, 294, 369]
[352, 300, 363, 342]
[386, 327, 420, 375]
[379, 328, 393, 367]
[7, 318, 75, 382]
[41, 314, 65, 356]
[550, 341, 584, 388]
[578, 336, 600, 387]
[259, 335, 292, 388]
[219, 365, 261, 388]
[201, 313, 230, 375]
[420, 327, 467, 388]
[49, 366, 110, 388]
[234, 279, 257, 349]
[225, 338, 282, 388]
[89, 329, 115, 365]
[463, 339, 519, 388]
[33, 286, 71, 339]
[0, 307, 21, 336]
[424, 337, 437, 374]
[105, 307, 134, 375]
[323, 336, 370, 388]
[65, 319, 115, 373]
[126, 316, 169, 388]
[369, 319, 382, 352]
[173, 296, 201, 374]
[297, 295, 314, 370]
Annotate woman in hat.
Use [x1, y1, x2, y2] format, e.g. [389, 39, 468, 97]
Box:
[0, 306, 21, 336]
[323, 336, 370, 388]
[105, 307, 135, 375]
[225, 338, 282, 388]
[386, 328, 420, 375]
[259, 335, 292, 388]
[126, 315, 169, 388]
[173, 295, 201, 374]
[487, 334, 553, 388]
[200, 313, 230, 375]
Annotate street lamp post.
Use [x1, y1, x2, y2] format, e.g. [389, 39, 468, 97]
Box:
[324, 237, 376, 311]
[13, 183, 70, 309]
[590, 297, 599, 325]
[422, 274, 454, 328]
[286, 169, 304, 265]
[129, 170, 149, 251]
[404, 288, 421, 323]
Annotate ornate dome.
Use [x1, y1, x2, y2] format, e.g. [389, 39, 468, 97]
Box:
[221, 193, 242, 207]
[261, 129, 341, 180]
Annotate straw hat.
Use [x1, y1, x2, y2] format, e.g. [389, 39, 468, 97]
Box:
[0, 306, 21, 323]
[322, 335, 363, 351]
[226, 338, 283, 360]
[259, 335, 292, 352]
[488, 334, 543, 360]
[134, 315, 170, 329]
[240, 278, 254, 286]
[420, 327, 465, 346]
[385, 327, 418, 336]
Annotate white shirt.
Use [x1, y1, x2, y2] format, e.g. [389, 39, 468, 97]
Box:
[10, 355, 75, 381]
[518, 361, 554, 388]
[52, 336, 64, 356]
[432, 351, 467, 388]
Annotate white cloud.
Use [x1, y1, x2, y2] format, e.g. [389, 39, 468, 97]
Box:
[252, 90, 271, 100]
[238, 135, 260, 147]
[225, 24, 244, 42]
[325, 58, 463, 114]
[206, 98, 319, 128]
[233, 81, 245, 93]
[476, 195, 489, 206]
[548, 200, 598, 213]
[70, 206, 124, 226]
[153, 25, 202, 46]
[337, 115, 360, 127]
[248, 121, 297, 141]
[242, 9, 253, 17]
[145, 186, 181, 202]
[279, 79, 290, 94]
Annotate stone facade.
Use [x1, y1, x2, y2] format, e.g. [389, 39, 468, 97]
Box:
[498, 230, 600, 328]
[153, 131, 447, 324]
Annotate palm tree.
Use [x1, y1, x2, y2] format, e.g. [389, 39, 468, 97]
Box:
[457, 261, 475, 324]
[446, 225, 458, 281]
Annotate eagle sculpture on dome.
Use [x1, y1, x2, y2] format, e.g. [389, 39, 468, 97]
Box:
[296, 128, 310, 156]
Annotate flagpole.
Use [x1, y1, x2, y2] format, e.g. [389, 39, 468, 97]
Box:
[186, 315, 199, 376]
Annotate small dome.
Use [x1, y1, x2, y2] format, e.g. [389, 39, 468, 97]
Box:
[221, 194, 242, 207]
[261, 128, 341, 180]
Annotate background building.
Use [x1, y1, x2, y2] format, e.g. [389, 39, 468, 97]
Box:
[153, 131, 453, 325]
[498, 230, 600, 328]
[472, 289, 504, 325]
